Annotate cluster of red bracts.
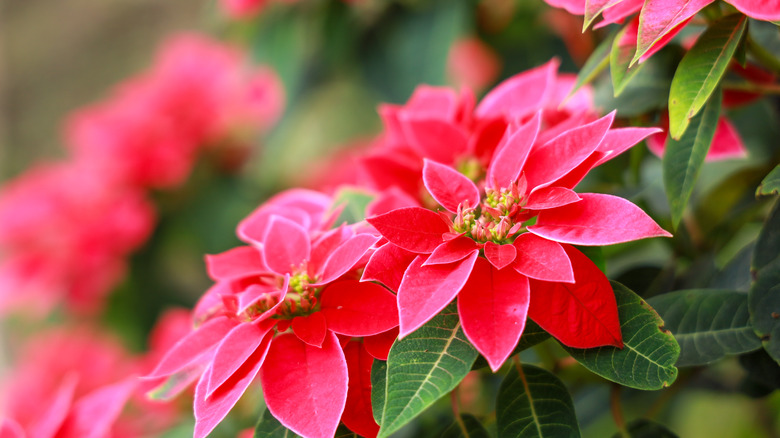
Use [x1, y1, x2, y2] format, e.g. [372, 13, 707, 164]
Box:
[148, 60, 672, 438]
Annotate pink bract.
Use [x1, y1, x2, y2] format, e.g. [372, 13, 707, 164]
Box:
[149, 189, 396, 438]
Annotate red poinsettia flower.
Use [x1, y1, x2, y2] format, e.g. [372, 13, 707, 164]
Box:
[366, 110, 671, 371]
[146, 189, 397, 438]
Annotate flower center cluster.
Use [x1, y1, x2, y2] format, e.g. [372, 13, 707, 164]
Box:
[451, 180, 533, 244]
[242, 268, 322, 321]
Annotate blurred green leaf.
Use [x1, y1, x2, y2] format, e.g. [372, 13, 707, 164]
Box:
[663, 88, 721, 230]
[568, 31, 614, 101]
[377, 303, 478, 437]
[254, 409, 300, 438]
[440, 414, 490, 438]
[613, 419, 678, 438]
[496, 364, 581, 438]
[564, 282, 680, 390]
[739, 349, 780, 390]
[648, 289, 762, 367]
[610, 24, 645, 97]
[331, 187, 375, 225]
[335, 425, 360, 438]
[757, 165, 780, 197]
[668, 14, 746, 139]
[749, 201, 780, 363]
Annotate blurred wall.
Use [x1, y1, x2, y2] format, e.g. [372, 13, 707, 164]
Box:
[0, 0, 212, 179]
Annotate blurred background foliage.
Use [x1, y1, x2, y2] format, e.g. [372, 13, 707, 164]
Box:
[1, 0, 779, 437]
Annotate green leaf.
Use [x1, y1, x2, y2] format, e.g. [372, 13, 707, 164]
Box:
[749, 257, 780, 363]
[377, 303, 479, 437]
[472, 320, 550, 370]
[648, 289, 762, 367]
[668, 14, 747, 139]
[496, 364, 581, 438]
[371, 360, 387, 424]
[330, 187, 375, 225]
[254, 409, 301, 438]
[757, 165, 780, 197]
[612, 419, 678, 438]
[663, 87, 721, 230]
[610, 24, 645, 97]
[335, 425, 360, 438]
[563, 282, 680, 390]
[440, 414, 491, 438]
[750, 201, 780, 363]
[567, 31, 614, 102]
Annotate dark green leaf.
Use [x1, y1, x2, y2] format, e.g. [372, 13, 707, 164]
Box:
[472, 320, 550, 370]
[496, 364, 581, 438]
[668, 14, 746, 139]
[254, 409, 301, 438]
[335, 425, 360, 438]
[749, 256, 780, 363]
[330, 187, 375, 225]
[663, 88, 721, 230]
[440, 414, 491, 438]
[757, 165, 780, 197]
[564, 282, 680, 390]
[739, 349, 780, 390]
[567, 31, 614, 101]
[752, 199, 780, 271]
[612, 419, 678, 438]
[371, 360, 387, 425]
[610, 24, 645, 97]
[377, 303, 479, 437]
[648, 289, 761, 366]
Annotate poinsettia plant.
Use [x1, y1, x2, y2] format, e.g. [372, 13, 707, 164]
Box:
[1, 0, 779, 437]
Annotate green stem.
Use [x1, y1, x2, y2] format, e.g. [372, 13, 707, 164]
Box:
[451, 386, 469, 438]
[611, 384, 630, 438]
[747, 35, 780, 75]
[722, 81, 780, 95]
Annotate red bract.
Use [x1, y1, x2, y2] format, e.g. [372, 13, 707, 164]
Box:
[0, 327, 182, 438]
[647, 113, 747, 161]
[0, 162, 154, 315]
[66, 34, 284, 189]
[148, 190, 397, 438]
[365, 68, 671, 371]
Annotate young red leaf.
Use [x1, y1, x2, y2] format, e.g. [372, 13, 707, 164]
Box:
[342, 341, 380, 438]
[401, 118, 469, 164]
[0, 420, 24, 438]
[647, 116, 746, 162]
[260, 332, 348, 438]
[292, 312, 329, 347]
[147, 316, 237, 379]
[584, 0, 626, 29]
[528, 246, 622, 348]
[58, 377, 137, 438]
[422, 159, 480, 213]
[320, 280, 399, 336]
[476, 60, 558, 120]
[309, 226, 352, 275]
[524, 186, 581, 210]
[363, 327, 399, 360]
[262, 215, 311, 275]
[317, 233, 380, 284]
[205, 319, 275, 398]
[634, 0, 714, 65]
[523, 112, 614, 189]
[205, 246, 265, 281]
[483, 241, 517, 270]
[361, 243, 417, 292]
[397, 252, 479, 337]
[458, 258, 530, 372]
[530, 193, 672, 245]
[725, 0, 780, 20]
[486, 112, 541, 189]
[194, 334, 272, 438]
[423, 235, 479, 266]
[366, 207, 448, 253]
[512, 233, 575, 283]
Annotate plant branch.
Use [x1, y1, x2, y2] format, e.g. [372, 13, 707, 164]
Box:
[451, 386, 469, 438]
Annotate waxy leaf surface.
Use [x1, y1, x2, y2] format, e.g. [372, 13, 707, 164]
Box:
[564, 282, 680, 390]
[496, 364, 581, 438]
[377, 303, 478, 437]
[648, 289, 761, 366]
[367, 207, 448, 254]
